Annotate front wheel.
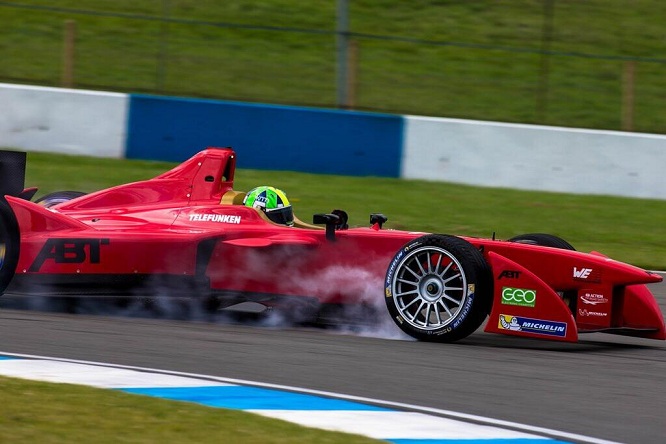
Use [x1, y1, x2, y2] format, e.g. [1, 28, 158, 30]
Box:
[385, 234, 493, 342]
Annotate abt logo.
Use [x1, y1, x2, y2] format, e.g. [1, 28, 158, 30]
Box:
[29, 238, 110, 272]
[573, 267, 593, 279]
[498, 270, 521, 279]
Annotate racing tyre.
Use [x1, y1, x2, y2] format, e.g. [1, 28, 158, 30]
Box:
[35, 191, 86, 208]
[509, 233, 577, 312]
[385, 234, 492, 342]
[508, 233, 575, 250]
[0, 199, 19, 295]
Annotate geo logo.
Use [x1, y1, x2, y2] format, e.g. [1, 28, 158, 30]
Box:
[501, 287, 536, 308]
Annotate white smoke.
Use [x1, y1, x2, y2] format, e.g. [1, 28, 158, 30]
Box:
[211, 245, 412, 340]
[1, 242, 413, 341]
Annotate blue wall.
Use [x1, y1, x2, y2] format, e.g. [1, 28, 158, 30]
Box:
[126, 95, 404, 177]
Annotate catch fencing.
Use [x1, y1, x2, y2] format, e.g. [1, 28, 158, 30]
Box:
[1, 1, 665, 133]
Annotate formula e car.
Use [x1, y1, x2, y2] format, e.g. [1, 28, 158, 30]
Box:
[0, 147, 663, 343]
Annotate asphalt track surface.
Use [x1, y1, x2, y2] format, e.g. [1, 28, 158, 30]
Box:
[1, 278, 665, 444]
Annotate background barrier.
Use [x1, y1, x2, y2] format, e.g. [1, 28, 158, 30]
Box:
[402, 116, 666, 200]
[126, 95, 403, 177]
[0, 83, 127, 158]
[1, 83, 664, 199]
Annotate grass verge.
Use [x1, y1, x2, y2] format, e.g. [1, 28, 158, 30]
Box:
[0, 376, 380, 443]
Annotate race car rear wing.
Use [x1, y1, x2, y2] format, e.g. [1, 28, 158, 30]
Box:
[0, 150, 26, 200]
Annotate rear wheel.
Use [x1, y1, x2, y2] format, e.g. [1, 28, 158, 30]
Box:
[0, 199, 19, 295]
[385, 234, 492, 342]
[35, 191, 86, 208]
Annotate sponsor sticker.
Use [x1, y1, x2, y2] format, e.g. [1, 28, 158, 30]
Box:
[501, 287, 536, 308]
[30, 238, 110, 272]
[573, 266, 601, 282]
[498, 270, 521, 279]
[189, 214, 241, 224]
[578, 309, 608, 318]
[580, 292, 608, 305]
[498, 314, 567, 337]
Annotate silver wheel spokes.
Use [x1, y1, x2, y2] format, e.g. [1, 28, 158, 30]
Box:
[392, 247, 466, 330]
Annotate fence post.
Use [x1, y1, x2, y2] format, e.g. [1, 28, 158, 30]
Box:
[536, 0, 554, 123]
[157, 0, 171, 93]
[346, 39, 358, 109]
[336, 0, 350, 109]
[61, 19, 76, 88]
[622, 61, 636, 132]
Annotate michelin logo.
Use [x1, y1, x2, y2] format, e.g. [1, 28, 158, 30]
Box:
[189, 214, 241, 224]
[498, 314, 567, 337]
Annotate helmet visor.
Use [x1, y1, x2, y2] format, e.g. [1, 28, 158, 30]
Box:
[266, 206, 294, 226]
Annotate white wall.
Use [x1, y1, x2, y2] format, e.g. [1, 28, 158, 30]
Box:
[403, 116, 666, 200]
[0, 83, 127, 158]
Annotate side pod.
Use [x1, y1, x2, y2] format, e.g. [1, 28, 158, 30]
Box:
[484, 252, 578, 342]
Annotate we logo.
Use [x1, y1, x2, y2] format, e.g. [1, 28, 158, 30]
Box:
[573, 267, 592, 279]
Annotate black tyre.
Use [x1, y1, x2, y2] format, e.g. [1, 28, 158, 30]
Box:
[385, 234, 493, 342]
[35, 191, 86, 208]
[509, 233, 578, 313]
[0, 199, 19, 295]
[508, 233, 575, 250]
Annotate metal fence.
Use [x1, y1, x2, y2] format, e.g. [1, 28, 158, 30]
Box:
[1, 1, 665, 133]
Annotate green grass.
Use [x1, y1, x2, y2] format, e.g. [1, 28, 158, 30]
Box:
[0, 376, 380, 443]
[1, 1, 666, 132]
[22, 151, 666, 270]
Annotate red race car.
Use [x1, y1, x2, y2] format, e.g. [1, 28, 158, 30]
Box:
[0, 147, 663, 343]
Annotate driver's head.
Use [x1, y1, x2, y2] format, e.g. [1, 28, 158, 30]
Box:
[243, 186, 294, 226]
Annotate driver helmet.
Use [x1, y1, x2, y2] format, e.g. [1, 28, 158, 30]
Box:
[243, 186, 294, 226]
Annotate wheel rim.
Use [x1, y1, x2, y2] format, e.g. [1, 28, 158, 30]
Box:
[37, 197, 72, 208]
[390, 246, 468, 331]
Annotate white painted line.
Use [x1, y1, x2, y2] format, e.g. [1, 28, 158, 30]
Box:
[249, 410, 544, 440]
[0, 359, 230, 388]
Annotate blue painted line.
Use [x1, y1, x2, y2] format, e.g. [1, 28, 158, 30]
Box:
[0, 356, 18, 360]
[388, 440, 570, 444]
[120, 385, 392, 411]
